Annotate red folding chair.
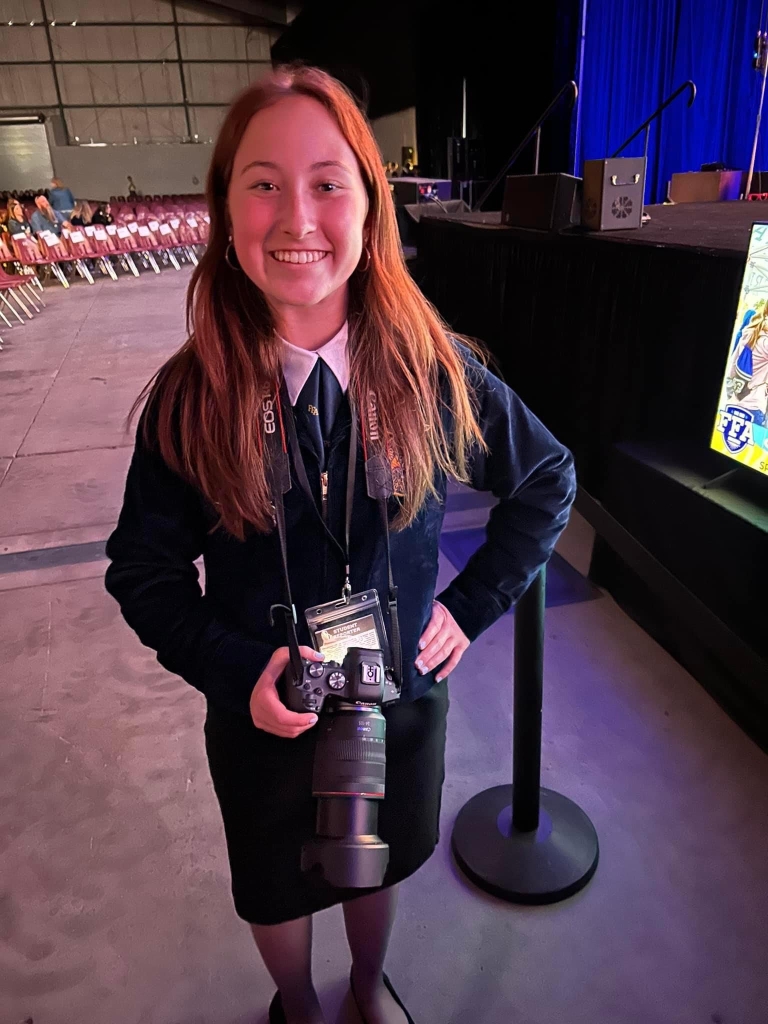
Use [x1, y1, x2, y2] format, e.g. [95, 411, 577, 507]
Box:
[89, 225, 121, 279]
[165, 217, 198, 266]
[109, 224, 140, 276]
[74, 226, 119, 281]
[11, 232, 70, 289]
[179, 214, 202, 246]
[134, 224, 162, 273]
[0, 268, 34, 335]
[145, 219, 181, 270]
[0, 263, 43, 313]
[0, 234, 15, 264]
[60, 228, 97, 284]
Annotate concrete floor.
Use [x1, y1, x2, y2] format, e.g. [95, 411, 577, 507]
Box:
[1, 271, 767, 1024]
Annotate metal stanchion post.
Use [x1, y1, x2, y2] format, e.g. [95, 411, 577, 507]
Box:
[451, 567, 600, 904]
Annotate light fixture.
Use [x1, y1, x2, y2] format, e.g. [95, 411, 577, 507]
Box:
[7, 20, 13, 26]
[71, 20, 77, 27]
[30, 20, 35, 26]
[74, 135, 80, 141]
[51, 20, 56, 27]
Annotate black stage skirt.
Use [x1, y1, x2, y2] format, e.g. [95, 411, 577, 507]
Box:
[204, 680, 449, 926]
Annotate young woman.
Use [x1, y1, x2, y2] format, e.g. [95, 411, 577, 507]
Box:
[91, 202, 114, 226]
[6, 197, 32, 236]
[105, 66, 575, 1024]
[70, 200, 94, 226]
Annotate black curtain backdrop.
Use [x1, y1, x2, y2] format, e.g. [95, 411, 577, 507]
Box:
[413, 214, 743, 492]
[271, 0, 416, 118]
[414, 207, 768, 741]
[272, 0, 579, 183]
[414, 2, 579, 185]
[590, 443, 768, 747]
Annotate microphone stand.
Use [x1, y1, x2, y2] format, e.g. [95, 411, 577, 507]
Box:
[746, 32, 768, 199]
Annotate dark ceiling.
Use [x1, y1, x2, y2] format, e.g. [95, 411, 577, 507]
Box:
[271, 0, 416, 119]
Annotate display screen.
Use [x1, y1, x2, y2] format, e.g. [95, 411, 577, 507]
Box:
[711, 222, 768, 476]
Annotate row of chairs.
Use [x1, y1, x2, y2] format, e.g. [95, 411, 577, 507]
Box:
[0, 265, 46, 350]
[0, 212, 209, 287]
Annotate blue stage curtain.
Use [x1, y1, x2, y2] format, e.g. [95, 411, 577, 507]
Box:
[578, 0, 768, 202]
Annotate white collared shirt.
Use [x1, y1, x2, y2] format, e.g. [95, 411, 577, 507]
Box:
[280, 321, 349, 406]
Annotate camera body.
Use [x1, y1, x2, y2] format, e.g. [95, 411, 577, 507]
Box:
[284, 647, 398, 714]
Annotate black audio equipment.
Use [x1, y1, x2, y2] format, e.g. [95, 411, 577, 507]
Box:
[501, 172, 582, 231]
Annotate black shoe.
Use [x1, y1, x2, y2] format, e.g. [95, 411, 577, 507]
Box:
[268, 991, 287, 1024]
[349, 969, 415, 1024]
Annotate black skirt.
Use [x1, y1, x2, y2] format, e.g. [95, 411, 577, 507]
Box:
[204, 680, 449, 926]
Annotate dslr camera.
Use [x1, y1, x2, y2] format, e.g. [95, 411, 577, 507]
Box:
[283, 647, 399, 889]
[284, 646, 399, 714]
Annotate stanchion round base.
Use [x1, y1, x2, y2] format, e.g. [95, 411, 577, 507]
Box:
[451, 785, 599, 905]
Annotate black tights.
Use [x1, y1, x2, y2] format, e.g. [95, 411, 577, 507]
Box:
[249, 884, 400, 1024]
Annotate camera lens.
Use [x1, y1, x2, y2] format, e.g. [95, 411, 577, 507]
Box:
[301, 705, 390, 889]
[312, 706, 386, 796]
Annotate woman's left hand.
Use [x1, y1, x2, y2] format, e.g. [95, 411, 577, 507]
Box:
[416, 600, 470, 682]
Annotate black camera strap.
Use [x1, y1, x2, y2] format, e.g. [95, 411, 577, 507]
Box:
[262, 380, 402, 686]
[262, 387, 303, 682]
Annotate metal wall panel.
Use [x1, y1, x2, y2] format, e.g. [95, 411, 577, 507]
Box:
[176, 2, 248, 23]
[0, 64, 57, 107]
[0, 121, 54, 190]
[184, 60, 268, 103]
[47, 0, 170, 21]
[65, 104, 187, 143]
[58, 62, 183, 105]
[0, 27, 50, 63]
[177, 25, 276, 61]
[1, 0, 276, 145]
[50, 25, 178, 61]
[188, 104, 227, 141]
[3, 0, 42, 22]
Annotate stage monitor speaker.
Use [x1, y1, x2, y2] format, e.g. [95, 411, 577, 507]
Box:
[582, 157, 645, 231]
[501, 173, 582, 231]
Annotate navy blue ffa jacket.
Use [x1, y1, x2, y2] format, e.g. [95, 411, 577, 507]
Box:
[105, 350, 576, 717]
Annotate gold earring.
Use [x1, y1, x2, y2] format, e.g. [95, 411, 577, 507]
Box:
[225, 236, 240, 271]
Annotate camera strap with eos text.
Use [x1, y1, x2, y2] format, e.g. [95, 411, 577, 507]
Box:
[262, 379, 402, 687]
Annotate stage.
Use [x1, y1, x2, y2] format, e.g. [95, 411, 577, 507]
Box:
[414, 201, 768, 747]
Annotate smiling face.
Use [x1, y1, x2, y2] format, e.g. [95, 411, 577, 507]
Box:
[227, 94, 369, 320]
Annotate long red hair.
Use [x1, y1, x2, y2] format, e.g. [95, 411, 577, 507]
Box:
[133, 65, 485, 540]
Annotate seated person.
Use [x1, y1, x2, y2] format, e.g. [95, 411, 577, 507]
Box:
[6, 197, 33, 235]
[30, 195, 68, 236]
[91, 202, 114, 226]
[70, 200, 94, 226]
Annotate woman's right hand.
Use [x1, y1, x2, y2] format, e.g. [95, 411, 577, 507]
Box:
[250, 645, 324, 738]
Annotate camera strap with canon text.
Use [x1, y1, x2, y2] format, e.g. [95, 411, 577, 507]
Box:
[262, 379, 402, 686]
